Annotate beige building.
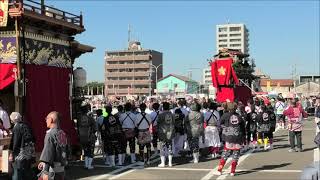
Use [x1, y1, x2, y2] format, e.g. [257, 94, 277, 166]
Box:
[105, 41, 163, 97]
[216, 23, 249, 54]
[295, 82, 320, 97]
[260, 79, 294, 97]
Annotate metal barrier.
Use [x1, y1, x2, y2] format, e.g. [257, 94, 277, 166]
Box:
[301, 161, 319, 180]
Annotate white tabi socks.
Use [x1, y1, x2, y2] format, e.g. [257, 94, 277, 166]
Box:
[158, 156, 166, 167]
[168, 155, 173, 167]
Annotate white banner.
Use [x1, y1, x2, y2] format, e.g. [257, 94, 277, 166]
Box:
[0, 0, 8, 27]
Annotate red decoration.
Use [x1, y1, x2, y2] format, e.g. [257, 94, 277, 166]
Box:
[210, 58, 239, 103]
[24, 64, 78, 151]
[0, 63, 16, 90]
[210, 58, 239, 88]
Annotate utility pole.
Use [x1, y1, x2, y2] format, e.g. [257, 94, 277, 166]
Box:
[291, 64, 297, 93]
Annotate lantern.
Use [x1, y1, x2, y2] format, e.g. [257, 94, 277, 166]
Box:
[73, 67, 86, 88]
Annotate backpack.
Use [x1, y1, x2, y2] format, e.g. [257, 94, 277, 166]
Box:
[174, 113, 185, 134]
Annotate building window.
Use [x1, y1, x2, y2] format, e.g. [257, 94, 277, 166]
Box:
[219, 34, 227, 37]
[230, 27, 241, 31]
[219, 27, 227, 32]
[230, 33, 241, 37]
[230, 44, 241, 47]
[230, 39, 241, 42]
[219, 44, 227, 47]
[219, 39, 227, 42]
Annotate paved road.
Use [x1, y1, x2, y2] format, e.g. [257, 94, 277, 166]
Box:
[66, 117, 319, 180]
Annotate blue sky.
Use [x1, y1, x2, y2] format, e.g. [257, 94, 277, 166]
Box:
[49, 0, 319, 82]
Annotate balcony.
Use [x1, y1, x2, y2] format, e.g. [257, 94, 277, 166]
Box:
[105, 72, 150, 77]
[105, 63, 150, 69]
[106, 80, 151, 86]
[11, 0, 84, 34]
[105, 88, 150, 95]
[106, 55, 151, 61]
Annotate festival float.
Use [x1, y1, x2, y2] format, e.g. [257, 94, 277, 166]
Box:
[0, 0, 94, 170]
[209, 48, 256, 103]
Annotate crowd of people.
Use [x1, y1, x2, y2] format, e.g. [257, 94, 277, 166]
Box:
[1, 95, 320, 179]
[77, 95, 320, 176]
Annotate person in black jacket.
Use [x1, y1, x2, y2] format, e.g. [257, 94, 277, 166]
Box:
[102, 106, 125, 167]
[246, 104, 258, 149]
[256, 105, 272, 151]
[217, 102, 245, 176]
[9, 112, 35, 180]
[267, 104, 276, 150]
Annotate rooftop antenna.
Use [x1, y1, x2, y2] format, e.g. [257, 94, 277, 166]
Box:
[227, 18, 230, 24]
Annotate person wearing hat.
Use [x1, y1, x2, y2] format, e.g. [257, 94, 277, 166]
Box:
[78, 102, 97, 169]
[185, 102, 204, 164]
[9, 112, 35, 180]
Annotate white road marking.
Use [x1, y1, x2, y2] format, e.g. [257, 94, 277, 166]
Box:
[109, 169, 136, 180]
[240, 169, 302, 173]
[216, 149, 255, 180]
[106, 157, 161, 179]
[146, 167, 212, 171]
[209, 127, 282, 180]
[145, 167, 302, 173]
[200, 158, 232, 180]
[314, 148, 319, 162]
[91, 162, 138, 180]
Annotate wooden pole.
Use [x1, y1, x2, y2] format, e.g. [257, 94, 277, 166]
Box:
[14, 16, 22, 113]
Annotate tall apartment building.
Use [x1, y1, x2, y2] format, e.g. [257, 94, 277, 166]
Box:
[105, 41, 163, 97]
[216, 23, 249, 54]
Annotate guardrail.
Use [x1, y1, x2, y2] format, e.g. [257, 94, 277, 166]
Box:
[301, 148, 319, 180]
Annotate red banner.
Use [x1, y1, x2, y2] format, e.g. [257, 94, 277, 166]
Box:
[0, 0, 8, 27]
[210, 58, 239, 88]
[0, 63, 16, 90]
[24, 65, 78, 151]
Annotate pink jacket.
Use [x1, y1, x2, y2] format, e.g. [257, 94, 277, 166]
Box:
[283, 106, 308, 131]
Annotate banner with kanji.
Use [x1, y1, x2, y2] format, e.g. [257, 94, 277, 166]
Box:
[0, 0, 8, 27]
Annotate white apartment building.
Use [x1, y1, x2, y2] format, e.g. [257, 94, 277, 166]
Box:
[216, 23, 249, 54]
[203, 67, 212, 85]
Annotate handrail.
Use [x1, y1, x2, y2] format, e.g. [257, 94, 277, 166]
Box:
[9, 0, 83, 27]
